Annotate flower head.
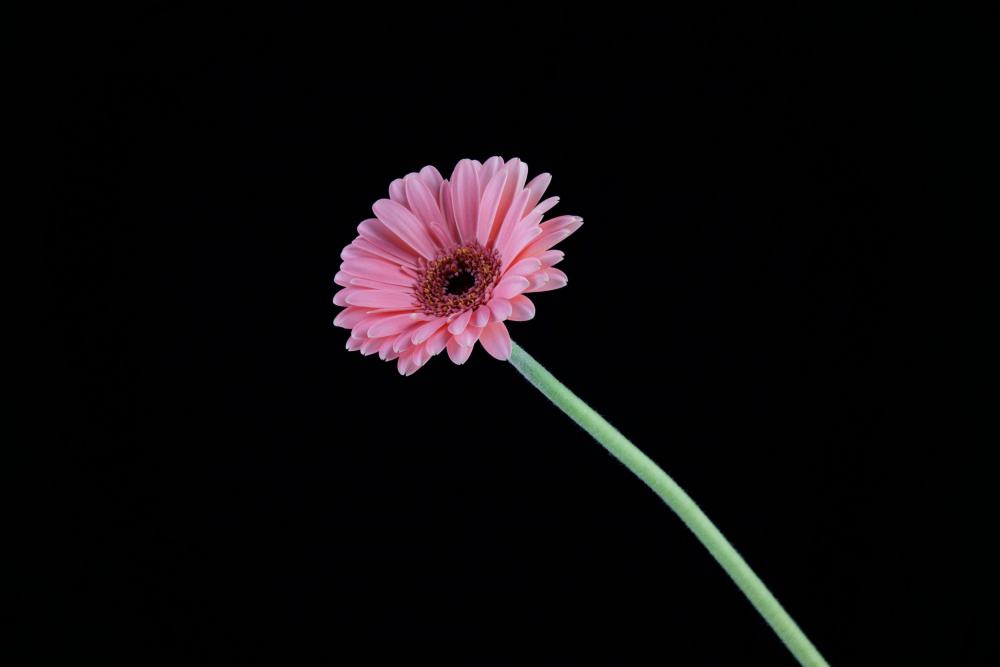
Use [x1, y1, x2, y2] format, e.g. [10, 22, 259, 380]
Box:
[334, 157, 583, 375]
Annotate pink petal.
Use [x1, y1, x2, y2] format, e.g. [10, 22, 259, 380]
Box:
[418, 165, 444, 201]
[492, 159, 528, 234]
[530, 195, 560, 217]
[411, 317, 445, 345]
[527, 268, 568, 292]
[413, 341, 431, 368]
[363, 307, 423, 316]
[351, 312, 387, 339]
[340, 243, 369, 261]
[395, 318, 427, 352]
[405, 176, 446, 229]
[372, 199, 438, 260]
[448, 308, 473, 335]
[508, 228, 566, 267]
[525, 271, 549, 291]
[508, 295, 536, 321]
[334, 270, 353, 287]
[471, 305, 491, 328]
[447, 337, 474, 365]
[479, 321, 512, 360]
[493, 187, 532, 256]
[450, 159, 481, 243]
[478, 156, 504, 195]
[439, 179, 458, 240]
[392, 328, 418, 353]
[333, 287, 355, 307]
[357, 218, 420, 267]
[476, 169, 508, 246]
[428, 221, 453, 248]
[397, 348, 419, 375]
[348, 277, 413, 293]
[538, 250, 564, 268]
[351, 237, 419, 269]
[346, 336, 365, 352]
[505, 257, 542, 277]
[493, 275, 530, 300]
[426, 325, 452, 356]
[538, 214, 583, 235]
[499, 210, 543, 268]
[359, 337, 382, 355]
[454, 323, 482, 348]
[333, 306, 369, 328]
[378, 337, 398, 360]
[388, 178, 408, 206]
[487, 297, 513, 322]
[368, 313, 420, 338]
[522, 172, 552, 212]
[342, 257, 413, 286]
[345, 290, 417, 309]
[510, 209, 544, 241]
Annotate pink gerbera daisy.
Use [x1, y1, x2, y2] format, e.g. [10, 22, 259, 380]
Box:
[333, 157, 583, 375]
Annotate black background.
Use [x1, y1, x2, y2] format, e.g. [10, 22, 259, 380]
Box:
[29, 2, 991, 665]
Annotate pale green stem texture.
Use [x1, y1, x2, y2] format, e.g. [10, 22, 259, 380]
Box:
[508, 340, 830, 667]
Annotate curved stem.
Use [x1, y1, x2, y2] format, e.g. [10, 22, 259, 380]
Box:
[508, 340, 830, 667]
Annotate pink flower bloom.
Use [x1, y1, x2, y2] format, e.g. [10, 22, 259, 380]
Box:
[334, 157, 583, 375]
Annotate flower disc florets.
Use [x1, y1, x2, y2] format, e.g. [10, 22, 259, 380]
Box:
[415, 241, 502, 318]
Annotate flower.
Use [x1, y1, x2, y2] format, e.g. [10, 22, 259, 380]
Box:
[334, 157, 583, 375]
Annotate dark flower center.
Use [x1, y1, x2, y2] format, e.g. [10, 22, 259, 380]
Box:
[414, 241, 503, 317]
[444, 270, 476, 296]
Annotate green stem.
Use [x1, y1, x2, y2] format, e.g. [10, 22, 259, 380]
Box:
[508, 340, 830, 667]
